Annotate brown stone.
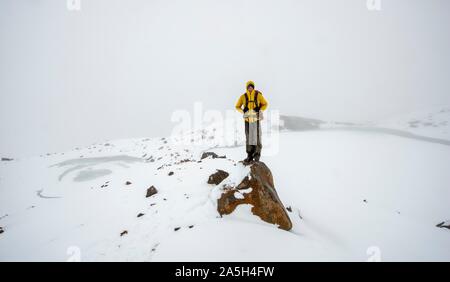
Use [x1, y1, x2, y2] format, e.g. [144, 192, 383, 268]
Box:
[217, 162, 292, 231]
[207, 170, 229, 185]
[146, 186, 158, 198]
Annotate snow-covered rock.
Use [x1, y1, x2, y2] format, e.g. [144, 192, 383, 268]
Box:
[217, 162, 292, 231]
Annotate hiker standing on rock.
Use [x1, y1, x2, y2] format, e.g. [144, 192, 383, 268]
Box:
[235, 81, 268, 164]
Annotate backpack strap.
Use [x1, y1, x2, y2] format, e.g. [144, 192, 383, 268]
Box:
[243, 90, 260, 113]
[254, 90, 260, 110]
[243, 93, 249, 113]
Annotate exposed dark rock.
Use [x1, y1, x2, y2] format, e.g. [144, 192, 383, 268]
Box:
[120, 230, 128, 236]
[279, 115, 325, 131]
[146, 186, 158, 198]
[201, 152, 226, 160]
[1, 158, 13, 161]
[137, 213, 145, 218]
[207, 170, 229, 185]
[217, 162, 292, 231]
[174, 227, 181, 231]
[168, 171, 174, 176]
[188, 225, 194, 229]
[125, 181, 132, 185]
[0, 227, 4, 234]
[286, 206, 292, 212]
[436, 221, 450, 230]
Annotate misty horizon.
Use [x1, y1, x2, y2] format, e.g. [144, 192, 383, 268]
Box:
[1, 0, 450, 157]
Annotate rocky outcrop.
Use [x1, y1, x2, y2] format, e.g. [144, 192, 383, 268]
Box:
[217, 162, 292, 231]
[208, 170, 229, 185]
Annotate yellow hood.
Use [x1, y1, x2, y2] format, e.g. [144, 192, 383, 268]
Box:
[246, 80, 255, 89]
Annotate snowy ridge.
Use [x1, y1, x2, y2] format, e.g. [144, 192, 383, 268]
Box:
[375, 106, 450, 140]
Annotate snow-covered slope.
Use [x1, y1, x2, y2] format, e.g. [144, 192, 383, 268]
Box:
[1, 108, 450, 261]
[375, 106, 450, 140]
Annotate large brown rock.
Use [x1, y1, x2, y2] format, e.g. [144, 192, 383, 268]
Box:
[217, 162, 292, 231]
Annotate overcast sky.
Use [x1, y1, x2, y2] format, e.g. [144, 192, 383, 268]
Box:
[1, 0, 450, 157]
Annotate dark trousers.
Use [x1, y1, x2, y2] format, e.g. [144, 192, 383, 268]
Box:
[245, 120, 262, 160]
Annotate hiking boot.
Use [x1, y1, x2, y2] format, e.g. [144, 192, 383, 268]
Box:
[242, 156, 253, 165]
[242, 158, 250, 165]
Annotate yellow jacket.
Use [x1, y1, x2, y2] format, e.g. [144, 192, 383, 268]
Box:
[235, 89, 268, 122]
